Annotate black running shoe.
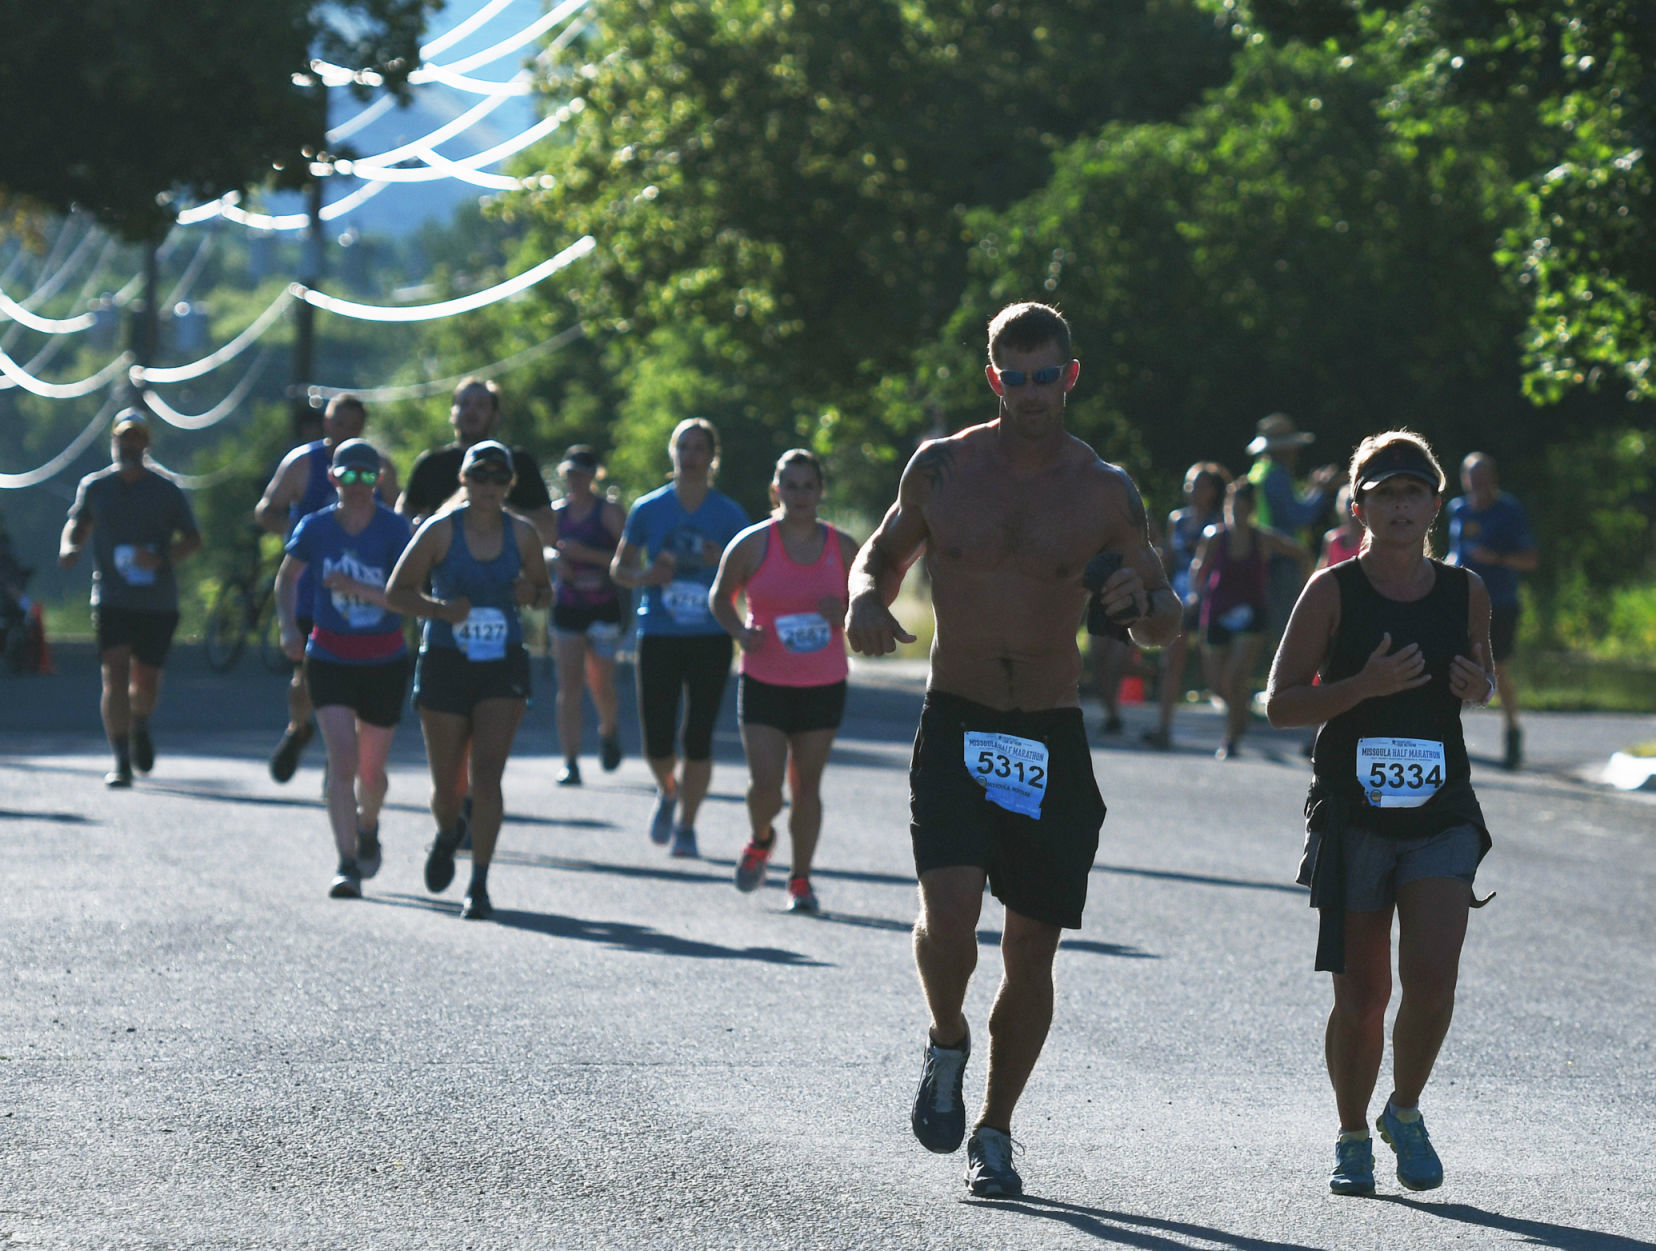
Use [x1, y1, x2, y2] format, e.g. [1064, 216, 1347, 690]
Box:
[458, 796, 473, 852]
[557, 761, 582, 786]
[104, 769, 133, 789]
[356, 827, 382, 880]
[424, 823, 464, 893]
[130, 724, 154, 774]
[911, 1030, 970, 1154]
[460, 882, 493, 920]
[269, 721, 314, 783]
[329, 861, 362, 899]
[600, 733, 623, 772]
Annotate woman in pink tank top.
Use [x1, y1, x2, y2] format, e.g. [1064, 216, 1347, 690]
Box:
[711, 449, 860, 914]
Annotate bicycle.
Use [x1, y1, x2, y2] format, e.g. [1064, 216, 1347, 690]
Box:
[203, 524, 289, 673]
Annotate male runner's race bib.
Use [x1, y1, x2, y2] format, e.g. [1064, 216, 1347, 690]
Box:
[1357, 736, 1446, 808]
[454, 607, 508, 662]
[113, 544, 156, 586]
[774, 612, 831, 654]
[964, 731, 1050, 819]
[662, 579, 710, 626]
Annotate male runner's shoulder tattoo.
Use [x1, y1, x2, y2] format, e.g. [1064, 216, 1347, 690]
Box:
[912, 442, 954, 492]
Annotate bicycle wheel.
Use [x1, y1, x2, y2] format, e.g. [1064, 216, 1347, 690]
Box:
[257, 592, 293, 673]
[204, 582, 252, 672]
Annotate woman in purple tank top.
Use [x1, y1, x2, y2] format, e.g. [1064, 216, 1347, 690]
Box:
[1189, 479, 1307, 759]
[549, 445, 627, 785]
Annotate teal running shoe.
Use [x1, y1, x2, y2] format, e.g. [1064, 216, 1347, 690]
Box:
[1377, 1103, 1443, 1191]
[1329, 1134, 1375, 1196]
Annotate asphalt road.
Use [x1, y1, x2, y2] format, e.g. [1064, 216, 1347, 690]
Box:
[3, 645, 1653, 1249]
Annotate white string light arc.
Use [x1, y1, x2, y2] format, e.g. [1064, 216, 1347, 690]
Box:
[130, 292, 293, 385]
[140, 348, 274, 430]
[290, 234, 594, 322]
[0, 348, 133, 399]
[0, 396, 116, 489]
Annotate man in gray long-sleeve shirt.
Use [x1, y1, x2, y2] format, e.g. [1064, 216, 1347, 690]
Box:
[59, 408, 201, 787]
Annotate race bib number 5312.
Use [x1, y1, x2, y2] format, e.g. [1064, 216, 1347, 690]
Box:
[964, 730, 1050, 819]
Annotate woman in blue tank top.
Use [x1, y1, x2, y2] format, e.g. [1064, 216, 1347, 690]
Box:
[387, 441, 552, 921]
[1266, 430, 1497, 1199]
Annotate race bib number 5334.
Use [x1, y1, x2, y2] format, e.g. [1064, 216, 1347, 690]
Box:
[1357, 736, 1446, 809]
[964, 731, 1049, 819]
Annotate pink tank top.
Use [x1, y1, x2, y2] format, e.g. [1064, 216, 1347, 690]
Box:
[741, 521, 849, 687]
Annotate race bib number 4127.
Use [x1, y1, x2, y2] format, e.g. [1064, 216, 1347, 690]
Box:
[964, 730, 1050, 819]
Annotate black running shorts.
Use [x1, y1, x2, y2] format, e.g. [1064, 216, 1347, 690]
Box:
[93, 606, 179, 668]
[909, 691, 1106, 930]
[413, 644, 531, 716]
[305, 655, 409, 728]
[738, 674, 847, 735]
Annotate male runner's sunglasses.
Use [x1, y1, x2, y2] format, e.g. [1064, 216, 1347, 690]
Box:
[995, 364, 1068, 388]
[464, 468, 514, 486]
[333, 467, 378, 485]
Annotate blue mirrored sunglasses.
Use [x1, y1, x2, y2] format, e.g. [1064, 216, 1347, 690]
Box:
[996, 363, 1067, 388]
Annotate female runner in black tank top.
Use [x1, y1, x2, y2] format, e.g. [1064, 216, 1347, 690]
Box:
[1265, 430, 1496, 1197]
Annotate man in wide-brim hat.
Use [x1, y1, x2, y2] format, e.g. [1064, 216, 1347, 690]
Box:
[1245, 412, 1344, 641]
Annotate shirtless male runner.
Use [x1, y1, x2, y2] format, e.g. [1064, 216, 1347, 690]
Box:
[845, 302, 1179, 1197]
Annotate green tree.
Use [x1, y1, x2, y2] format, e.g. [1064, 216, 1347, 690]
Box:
[490, 0, 1233, 505]
[0, 0, 436, 241]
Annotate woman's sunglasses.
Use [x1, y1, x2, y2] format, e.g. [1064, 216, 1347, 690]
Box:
[464, 468, 514, 486]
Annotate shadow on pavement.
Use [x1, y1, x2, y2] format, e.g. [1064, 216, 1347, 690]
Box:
[807, 911, 1159, 959]
[1376, 1197, 1656, 1250]
[1094, 862, 1307, 896]
[365, 891, 827, 965]
[0, 807, 95, 824]
[964, 1196, 1324, 1249]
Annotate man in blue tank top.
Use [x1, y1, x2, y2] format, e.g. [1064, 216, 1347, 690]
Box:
[255, 396, 399, 784]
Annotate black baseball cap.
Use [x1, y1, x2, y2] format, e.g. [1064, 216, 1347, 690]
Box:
[330, 438, 380, 472]
[461, 440, 514, 475]
[1354, 441, 1443, 494]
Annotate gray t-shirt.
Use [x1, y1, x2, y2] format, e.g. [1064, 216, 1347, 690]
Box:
[68, 464, 198, 612]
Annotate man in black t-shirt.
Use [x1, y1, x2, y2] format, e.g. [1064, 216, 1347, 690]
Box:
[397, 377, 554, 544]
[59, 409, 202, 787]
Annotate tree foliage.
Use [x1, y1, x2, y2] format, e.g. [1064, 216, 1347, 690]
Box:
[0, 0, 436, 241]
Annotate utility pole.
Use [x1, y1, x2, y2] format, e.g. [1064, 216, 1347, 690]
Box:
[128, 240, 160, 409]
[289, 84, 328, 442]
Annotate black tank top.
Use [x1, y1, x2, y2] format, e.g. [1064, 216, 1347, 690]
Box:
[1312, 558, 1484, 839]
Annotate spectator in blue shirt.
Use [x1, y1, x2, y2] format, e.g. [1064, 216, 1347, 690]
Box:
[1447, 453, 1537, 769]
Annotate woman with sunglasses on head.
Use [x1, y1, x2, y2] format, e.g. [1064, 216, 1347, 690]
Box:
[548, 445, 627, 786]
[610, 418, 749, 858]
[386, 441, 552, 920]
[1266, 430, 1496, 1198]
[711, 449, 860, 914]
[276, 439, 414, 900]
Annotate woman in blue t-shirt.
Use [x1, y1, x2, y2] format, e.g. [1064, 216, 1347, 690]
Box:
[610, 418, 748, 857]
[386, 441, 552, 921]
[275, 439, 413, 901]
